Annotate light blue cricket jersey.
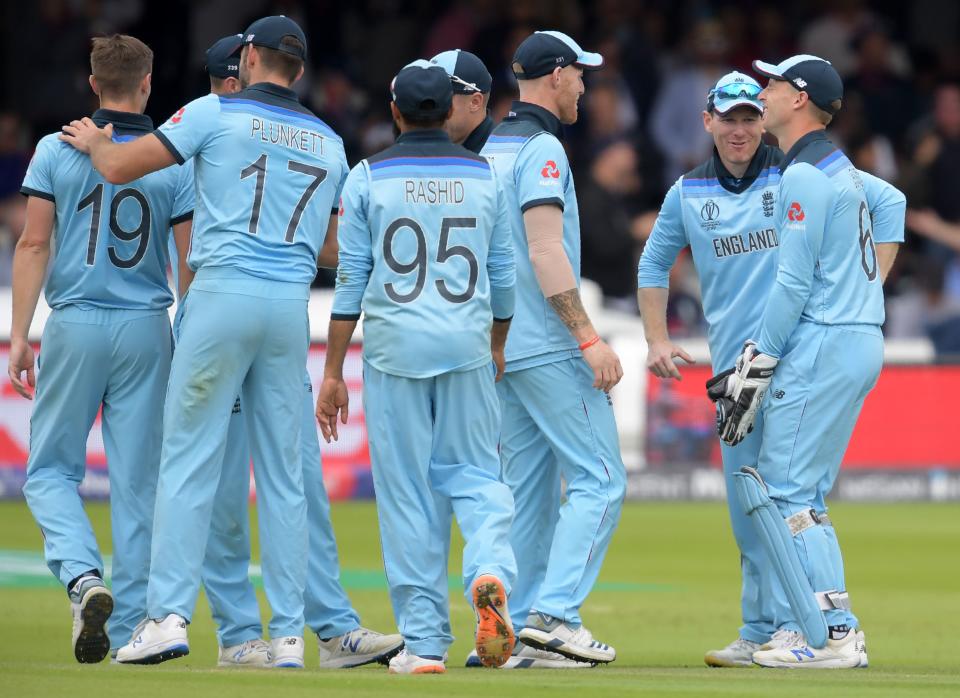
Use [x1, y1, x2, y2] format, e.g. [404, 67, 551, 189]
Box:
[481, 101, 581, 371]
[757, 131, 896, 358]
[21, 110, 194, 311]
[332, 129, 515, 379]
[155, 82, 348, 295]
[638, 143, 905, 370]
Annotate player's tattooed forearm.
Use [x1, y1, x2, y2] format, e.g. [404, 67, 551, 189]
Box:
[548, 289, 591, 332]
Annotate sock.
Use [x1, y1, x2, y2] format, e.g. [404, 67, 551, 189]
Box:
[828, 624, 850, 640]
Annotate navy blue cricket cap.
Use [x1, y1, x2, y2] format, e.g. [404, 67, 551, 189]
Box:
[753, 54, 843, 115]
[242, 15, 307, 61]
[205, 34, 243, 79]
[512, 30, 603, 80]
[430, 49, 492, 94]
[390, 60, 453, 120]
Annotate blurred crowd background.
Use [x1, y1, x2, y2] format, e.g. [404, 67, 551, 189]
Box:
[2, 0, 960, 355]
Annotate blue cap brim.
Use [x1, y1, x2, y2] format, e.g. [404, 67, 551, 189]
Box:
[576, 51, 604, 70]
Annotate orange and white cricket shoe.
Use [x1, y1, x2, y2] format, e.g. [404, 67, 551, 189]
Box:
[471, 574, 515, 668]
[387, 649, 446, 674]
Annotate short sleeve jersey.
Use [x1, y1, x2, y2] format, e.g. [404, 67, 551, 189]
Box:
[20, 109, 194, 311]
[481, 101, 581, 370]
[332, 130, 515, 379]
[154, 82, 348, 287]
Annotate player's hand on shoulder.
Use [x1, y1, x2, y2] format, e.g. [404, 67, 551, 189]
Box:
[8, 337, 36, 400]
[583, 339, 624, 393]
[316, 377, 349, 443]
[646, 339, 694, 380]
[59, 118, 113, 154]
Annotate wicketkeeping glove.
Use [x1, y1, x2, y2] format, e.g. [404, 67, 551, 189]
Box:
[705, 340, 778, 446]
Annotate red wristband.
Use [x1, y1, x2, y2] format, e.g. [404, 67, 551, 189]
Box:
[578, 335, 600, 351]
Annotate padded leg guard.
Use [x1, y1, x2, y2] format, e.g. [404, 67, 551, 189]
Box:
[732, 467, 829, 649]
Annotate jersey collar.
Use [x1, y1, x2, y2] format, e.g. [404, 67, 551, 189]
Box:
[503, 101, 563, 139]
[462, 115, 494, 154]
[91, 109, 154, 134]
[395, 128, 452, 145]
[712, 142, 771, 194]
[779, 129, 830, 172]
[244, 81, 300, 103]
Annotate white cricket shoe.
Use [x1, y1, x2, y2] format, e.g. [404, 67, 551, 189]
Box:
[69, 574, 113, 664]
[317, 626, 404, 668]
[518, 612, 615, 664]
[217, 638, 272, 667]
[465, 641, 594, 669]
[388, 649, 446, 674]
[270, 636, 305, 668]
[704, 636, 762, 668]
[752, 628, 868, 669]
[116, 614, 189, 664]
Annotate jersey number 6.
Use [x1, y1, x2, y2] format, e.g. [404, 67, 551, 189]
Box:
[383, 217, 479, 304]
[858, 200, 878, 282]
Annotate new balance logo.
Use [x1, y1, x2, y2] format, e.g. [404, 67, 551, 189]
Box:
[791, 647, 814, 661]
[773, 389, 785, 399]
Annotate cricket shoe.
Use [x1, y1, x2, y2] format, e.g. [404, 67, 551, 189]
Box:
[388, 649, 446, 674]
[704, 636, 762, 668]
[518, 612, 616, 664]
[471, 574, 515, 667]
[270, 636, 305, 668]
[465, 640, 595, 669]
[116, 614, 189, 664]
[752, 628, 868, 669]
[217, 638, 272, 667]
[69, 574, 113, 664]
[318, 626, 404, 668]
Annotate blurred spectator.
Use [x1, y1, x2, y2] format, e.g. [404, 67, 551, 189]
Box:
[885, 255, 960, 357]
[844, 21, 916, 141]
[798, 0, 874, 77]
[0, 113, 30, 285]
[579, 140, 654, 312]
[649, 19, 728, 186]
[903, 83, 960, 223]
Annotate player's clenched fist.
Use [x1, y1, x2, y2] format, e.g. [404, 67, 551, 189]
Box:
[316, 376, 349, 443]
[582, 339, 624, 392]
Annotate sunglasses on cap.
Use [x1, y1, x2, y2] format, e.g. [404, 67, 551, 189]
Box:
[450, 73, 482, 93]
[711, 82, 762, 101]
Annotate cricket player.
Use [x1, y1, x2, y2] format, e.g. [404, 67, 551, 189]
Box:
[178, 34, 402, 669]
[62, 15, 347, 668]
[316, 60, 517, 674]
[479, 31, 625, 665]
[711, 55, 893, 668]
[430, 49, 494, 153]
[10, 35, 193, 663]
[638, 71, 905, 668]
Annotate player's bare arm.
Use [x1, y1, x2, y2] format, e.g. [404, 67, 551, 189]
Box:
[491, 319, 511, 382]
[316, 318, 357, 442]
[59, 117, 176, 184]
[638, 286, 695, 381]
[172, 219, 194, 298]
[875, 243, 899, 283]
[523, 204, 623, 391]
[8, 196, 55, 399]
[317, 214, 339, 269]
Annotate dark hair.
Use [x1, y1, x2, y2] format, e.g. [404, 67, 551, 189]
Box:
[255, 36, 304, 84]
[399, 105, 447, 129]
[90, 35, 153, 99]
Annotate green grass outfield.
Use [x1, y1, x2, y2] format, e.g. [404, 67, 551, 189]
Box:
[0, 500, 958, 697]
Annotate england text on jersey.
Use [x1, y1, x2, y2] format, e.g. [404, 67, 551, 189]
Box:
[712, 228, 779, 259]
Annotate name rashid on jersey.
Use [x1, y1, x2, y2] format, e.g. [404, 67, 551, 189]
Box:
[712, 228, 779, 258]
